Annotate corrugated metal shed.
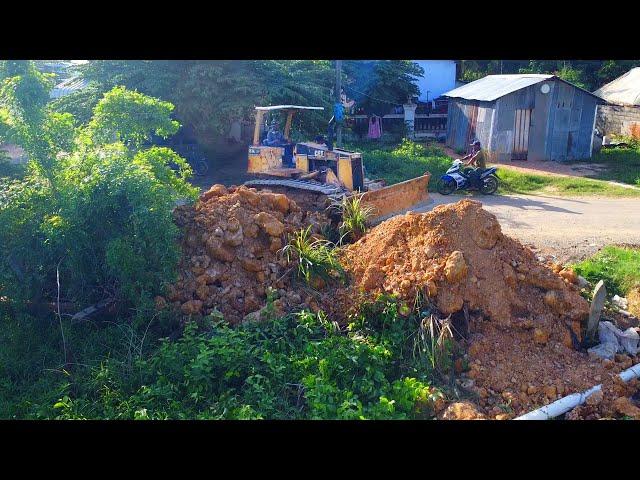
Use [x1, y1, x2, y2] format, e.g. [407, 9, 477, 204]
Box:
[593, 67, 640, 106]
[444, 75, 603, 162]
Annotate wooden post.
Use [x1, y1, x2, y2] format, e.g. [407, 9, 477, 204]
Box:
[253, 110, 264, 146]
[284, 110, 294, 140]
[336, 60, 342, 148]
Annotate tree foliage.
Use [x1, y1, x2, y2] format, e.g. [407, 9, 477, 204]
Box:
[344, 60, 424, 116]
[458, 60, 640, 91]
[53, 60, 426, 142]
[0, 62, 198, 310]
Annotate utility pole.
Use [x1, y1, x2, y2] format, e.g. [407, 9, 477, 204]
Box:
[335, 59, 342, 148]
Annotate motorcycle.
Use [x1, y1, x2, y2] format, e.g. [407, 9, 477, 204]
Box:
[437, 159, 499, 195]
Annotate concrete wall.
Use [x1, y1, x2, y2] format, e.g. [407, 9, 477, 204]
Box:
[596, 104, 640, 138]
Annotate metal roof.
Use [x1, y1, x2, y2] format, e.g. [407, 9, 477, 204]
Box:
[443, 74, 605, 104]
[50, 76, 88, 99]
[593, 67, 640, 106]
[442, 74, 554, 101]
[255, 105, 324, 111]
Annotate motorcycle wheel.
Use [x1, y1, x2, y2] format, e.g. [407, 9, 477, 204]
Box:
[480, 175, 499, 195]
[437, 178, 456, 195]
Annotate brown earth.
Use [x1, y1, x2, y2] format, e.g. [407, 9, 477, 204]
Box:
[164, 189, 639, 419]
[163, 184, 331, 324]
[339, 199, 588, 338]
[335, 199, 639, 419]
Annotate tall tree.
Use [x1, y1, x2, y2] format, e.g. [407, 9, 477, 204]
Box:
[344, 60, 424, 116]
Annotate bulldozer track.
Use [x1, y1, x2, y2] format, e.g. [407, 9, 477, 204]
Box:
[244, 179, 346, 201]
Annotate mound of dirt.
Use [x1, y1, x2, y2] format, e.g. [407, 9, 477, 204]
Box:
[341, 199, 588, 341]
[162, 184, 330, 324]
[338, 199, 640, 418]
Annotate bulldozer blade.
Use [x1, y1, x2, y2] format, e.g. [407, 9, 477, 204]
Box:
[361, 173, 431, 224]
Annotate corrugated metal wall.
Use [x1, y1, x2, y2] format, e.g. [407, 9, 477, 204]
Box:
[446, 79, 599, 161]
[446, 100, 494, 155]
[543, 80, 598, 161]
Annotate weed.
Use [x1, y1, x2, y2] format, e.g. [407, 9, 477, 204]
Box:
[280, 227, 346, 285]
[332, 193, 375, 243]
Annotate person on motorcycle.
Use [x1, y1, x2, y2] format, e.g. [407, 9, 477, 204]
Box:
[459, 140, 485, 189]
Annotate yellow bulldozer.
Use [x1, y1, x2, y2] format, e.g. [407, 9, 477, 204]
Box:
[244, 105, 431, 222]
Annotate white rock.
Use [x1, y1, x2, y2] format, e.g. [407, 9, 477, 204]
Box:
[588, 342, 618, 360]
[612, 295, 628, 310]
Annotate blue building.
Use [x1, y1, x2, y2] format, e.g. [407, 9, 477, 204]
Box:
[413, 60, 457, 102]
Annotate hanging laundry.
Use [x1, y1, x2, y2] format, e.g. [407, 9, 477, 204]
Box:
[367, 115, 383, 139]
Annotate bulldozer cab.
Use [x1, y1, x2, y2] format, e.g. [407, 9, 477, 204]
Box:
[248, 105, 368, 191]
[245, 105, 431, 221]
[249, 105, 322, 171]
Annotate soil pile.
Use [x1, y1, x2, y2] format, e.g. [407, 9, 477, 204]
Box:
[341, 199, 588, 342]
[339, 199, 640, 418]
[163, 184, 329, 324]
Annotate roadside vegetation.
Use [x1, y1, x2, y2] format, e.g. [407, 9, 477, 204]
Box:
[352, 138, 640, 198]
[573, 246, 640, 298]
[352, 139, 451, 188]
[1, 295, 447, 420]
[497, 168, 640, 197]
[589, 144, 640, 187]
[0, 61, 449, 420]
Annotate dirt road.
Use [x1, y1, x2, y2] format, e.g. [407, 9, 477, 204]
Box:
[411, 193, 640, 263]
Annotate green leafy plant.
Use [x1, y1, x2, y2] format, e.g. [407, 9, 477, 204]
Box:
[0, 63, 198, 311]
[333, 193, 375, 243]
[281, 227, 346, 285]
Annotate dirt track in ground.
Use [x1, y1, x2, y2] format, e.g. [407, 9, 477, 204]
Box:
[408, 193, 640, 263]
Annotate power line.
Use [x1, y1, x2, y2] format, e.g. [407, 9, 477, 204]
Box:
[343, 85, 402, 106]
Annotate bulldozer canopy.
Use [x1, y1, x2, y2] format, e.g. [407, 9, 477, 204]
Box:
[255, 105, 324, 111]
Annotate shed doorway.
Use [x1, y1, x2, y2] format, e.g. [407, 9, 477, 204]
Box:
[512, 108, 532, 161]
[466, 104, 479, 147]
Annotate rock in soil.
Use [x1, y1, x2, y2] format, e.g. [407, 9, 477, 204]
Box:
[164, 185, 331, 324]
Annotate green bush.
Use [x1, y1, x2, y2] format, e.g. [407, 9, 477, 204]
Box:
[1, 296, 445, 420]
[0, 68, 198, 310]
[353, 138, 451, 187]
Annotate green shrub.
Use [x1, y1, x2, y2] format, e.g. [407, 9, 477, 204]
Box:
[0, 73, 198, 311]
[281, 227, 346, 285]
[1, 295, 446, 420]
[352, 138, 451, 188]
[334, 194, 375, 243]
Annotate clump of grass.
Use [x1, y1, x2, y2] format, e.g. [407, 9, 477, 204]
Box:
[281, 226, 346, 285]
[334, 193, 375, 243]
[589, 146, 640, 186]
[412, 312, 454, 376]
[572, 246, 640, 297]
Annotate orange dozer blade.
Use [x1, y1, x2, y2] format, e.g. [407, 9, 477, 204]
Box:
[361, 173, 431, 223]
